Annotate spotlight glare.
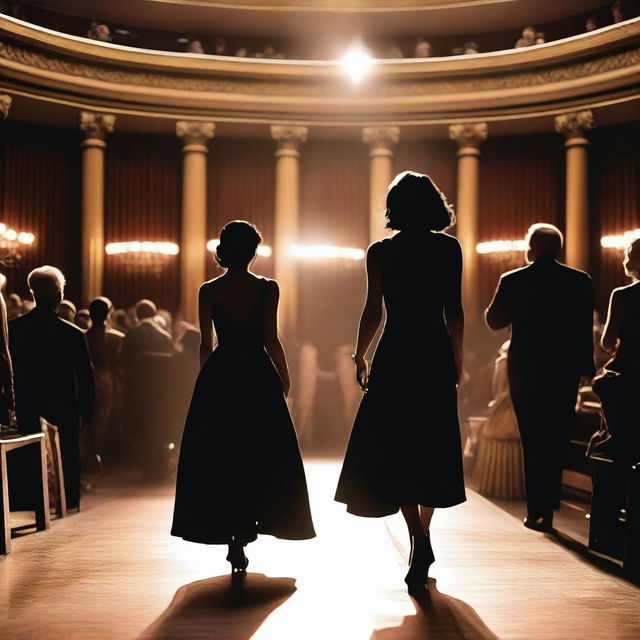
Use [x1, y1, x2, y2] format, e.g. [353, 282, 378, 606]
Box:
[476, 240, 527, 254]
[601, 229, 640, 249]
[289, 244, 365, 260]
[340, 47, 374, 84]
[105, 241, 179, 256]
[206, 239, 272, 257]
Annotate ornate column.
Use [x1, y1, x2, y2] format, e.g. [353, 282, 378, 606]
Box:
[0, 94, 12, 119]
[80, 111, 115, 305]
[449, 122, 488, 316]
[363, 126, 400, 243]
[555, 111, 594, 273]
[177, 121, 215, 324]
[271, 125, 307, 337]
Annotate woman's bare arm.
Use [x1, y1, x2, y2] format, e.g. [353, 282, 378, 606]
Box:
[602, 288, 623, 352]
[444, 239, 465, 383]
[263, 280, 291, 397]
[353, 243, 384, 389]
[198, 283, 214, 368]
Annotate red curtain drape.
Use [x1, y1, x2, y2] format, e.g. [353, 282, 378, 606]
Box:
[104, 132, 181, 313]
[207, 138, 275, 280]
[0, 121, 81, 302]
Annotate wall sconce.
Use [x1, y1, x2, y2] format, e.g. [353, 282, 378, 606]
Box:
[0, 223, 36, 267]
[601, 230, 640, 250]
[105, 241, 179, 275]
[206, 239, 272, 257]
[476, 240, 527, 254]
[289, 244, 365, 260]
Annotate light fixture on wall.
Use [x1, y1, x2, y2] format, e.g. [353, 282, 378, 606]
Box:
[600, 230, 640, 250]
[0, 223, 36, 267]
[105, 241, 179, 275]
[476, 240, 527, 254]
[289, 244, 365, 260]
[340, 46, 374, 83]
[206, 239, 272, 257]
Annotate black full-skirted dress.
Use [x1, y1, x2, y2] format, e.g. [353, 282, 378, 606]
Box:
[335, 231, 467, 517]
[171, 278, 316, 544]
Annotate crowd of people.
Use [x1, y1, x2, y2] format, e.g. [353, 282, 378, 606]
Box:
[2, 1, 637, 61]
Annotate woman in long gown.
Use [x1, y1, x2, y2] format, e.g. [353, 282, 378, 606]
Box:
[472, 341, 525, 499]
[335, 171, 466, 593]
[171, 221, 315, 573]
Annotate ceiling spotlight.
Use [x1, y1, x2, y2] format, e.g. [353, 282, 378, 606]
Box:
[340, 47, 374, 84]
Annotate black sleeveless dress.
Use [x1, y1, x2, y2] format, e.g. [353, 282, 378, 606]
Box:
[171, 278, 315, 544]
[335, 232, 467, 517]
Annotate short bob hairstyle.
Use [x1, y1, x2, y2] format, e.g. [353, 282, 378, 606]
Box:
[215, 220, 262, 269]
[385, 171, 454, 232]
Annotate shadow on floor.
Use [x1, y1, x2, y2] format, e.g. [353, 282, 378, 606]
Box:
[137, 573, 296, 640]
[371, 579, 498, 640]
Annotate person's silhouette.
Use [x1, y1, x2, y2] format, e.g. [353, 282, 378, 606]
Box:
[171, 221, 315, 573]
[335, 171, 466, 594]
[485, 224, 595, 531]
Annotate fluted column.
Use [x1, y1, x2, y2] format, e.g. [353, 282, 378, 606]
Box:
[449, 122, 488, 316]
[271, 125, 307, 338]
[0, 94, 12, 119]
[555, 111, 594, 272]
[177, 121, 215, 324]
[80, 111, 115, 305]
[363, 127, 400, 243]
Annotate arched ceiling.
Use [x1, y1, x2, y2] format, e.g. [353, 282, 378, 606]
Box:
[27, 0, 612, 38]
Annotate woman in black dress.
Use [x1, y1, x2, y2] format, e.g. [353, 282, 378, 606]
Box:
[335, 171, 466, 593]
[171, 221, 315, 574]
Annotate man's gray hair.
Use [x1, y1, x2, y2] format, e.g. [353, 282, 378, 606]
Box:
[27, 265, 66, 294]
[525, 223, 563, 257]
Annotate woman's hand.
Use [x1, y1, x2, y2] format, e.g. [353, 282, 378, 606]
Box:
[353, 353, 369, 392]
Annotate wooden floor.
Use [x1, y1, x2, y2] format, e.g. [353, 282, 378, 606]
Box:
[0, 460, 639, 640]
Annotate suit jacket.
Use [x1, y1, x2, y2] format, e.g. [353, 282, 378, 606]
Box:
[9, 307, 95, 434]
[119, 319, 175, 373]
[486, 255, 595, 381]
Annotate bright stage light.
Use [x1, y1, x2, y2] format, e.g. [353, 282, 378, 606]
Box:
[206, 239, 272, 257]
[601, 229, 640, 249]
[105, 241, 179, 256]
[476, 240, 528, 254]
[340, 47, 374, 83]
[289, 244, 365, 260]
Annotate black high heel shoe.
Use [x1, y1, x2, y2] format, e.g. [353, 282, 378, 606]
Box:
[226, 543, 249, 575]
[404, 533, 435, 594]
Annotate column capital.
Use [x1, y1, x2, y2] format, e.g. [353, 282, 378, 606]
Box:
[80, 111, 115, 141]
[554, 110, 594, 143]
[176, 121, 215, 148]
[449, 123, 488, 151]
[271, 125, 308, 152]
[0, 94, 12, 119]
[362, 126, 400, 153]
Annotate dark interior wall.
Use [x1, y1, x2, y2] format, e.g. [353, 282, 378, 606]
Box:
[0, 121, 81, 302]
[104, 132, 181, 313]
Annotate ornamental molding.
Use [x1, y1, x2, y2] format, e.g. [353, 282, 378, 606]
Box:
[1, 40, 639, 99]
[271, 125, 308, 148]
[0, 93, 11, 119]
[80, 111, 115, 139]
[176, 120, 215, 145]
[554, 110, 595, 139]
[449, 122, 488, 148]
[363, 126, 400, 149]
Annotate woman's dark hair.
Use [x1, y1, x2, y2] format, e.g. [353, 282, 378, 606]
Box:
[215, 220, 262, 269]
[385, 171, 454, 232]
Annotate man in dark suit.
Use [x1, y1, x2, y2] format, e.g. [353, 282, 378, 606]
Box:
[486, 224, 595, 530]
[9, 266, 95, 510]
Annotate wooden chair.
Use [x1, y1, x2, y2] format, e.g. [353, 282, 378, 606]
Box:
[0, 431, 50, 555]
[40, 418, 67, 519]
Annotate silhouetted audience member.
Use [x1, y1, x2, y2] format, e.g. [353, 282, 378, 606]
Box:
[0, 273, 15, 428]
[112, 308, 131, 334]
[486, 224, 595, 531]
[413, 37, 431, 58]
[84, 297, 124, 466]
[58, 299, 76, 323]
[214, 37, 227, 56]
[535, 32, 546, 45]
[597, 238, 640, 460]
[6, 292, 22, 320]
[515, 26, 536, 48]
[612, 0, 624, 22]
[9, 266, 95, 509]
[76, 308, 92, 331]
[585, 15, 599, 31]
[186, 39, 204, 54]
[87, 21, 111, 42]
[463, 41, 478, 55]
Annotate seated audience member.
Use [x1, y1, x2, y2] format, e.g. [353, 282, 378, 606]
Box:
[0, 274, 15, 427]
[535, 32, 546, 45]
[255, 44, 285, 59]
[58, 299, 77, 323]
[413, 36, 431, 58]
[156, 308, 174, 336]
[235, 47, 248, 57]
[472, 341, 525, 499]
[9, 266, 95, 510]
[186, 39, 204, 54]
[112, 308, 131, 334]
[597, 238, 640, 460]
[463, 41, 479, 55]
[87, 22, 111, 42]
[515, 26, 536, 48]
[612, 0, 624, 22]
[84, 297, 124, 466]
[585, 15, 599, 31]
[76, 308, 92, 331]
[214, 37, 227, 55]
[6, 293, 22, 320]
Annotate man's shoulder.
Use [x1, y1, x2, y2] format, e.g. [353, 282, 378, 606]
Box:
[499, 265, 530, 283]
[557, 262, 591, 282]
[57, 316, 87, 338]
